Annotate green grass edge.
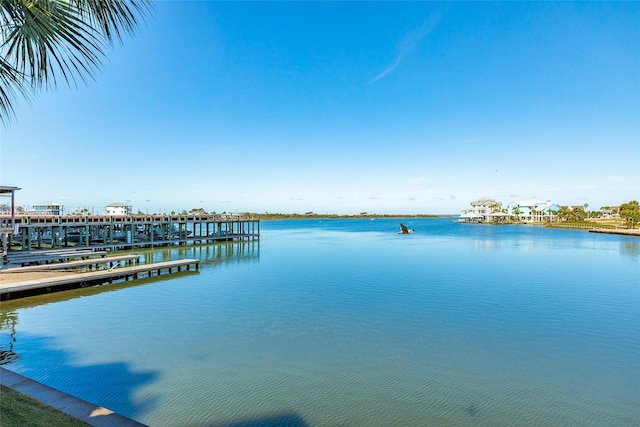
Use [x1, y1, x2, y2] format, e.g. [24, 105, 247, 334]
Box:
[0, 384, 89, 427]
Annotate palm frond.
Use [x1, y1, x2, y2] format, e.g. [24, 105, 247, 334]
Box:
[0, 0, 152, 125]
[80, 0, 149, 43]
[0, 56, 27, 123]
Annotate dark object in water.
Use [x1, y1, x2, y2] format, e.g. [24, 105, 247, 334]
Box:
[398, 223, 414, 234]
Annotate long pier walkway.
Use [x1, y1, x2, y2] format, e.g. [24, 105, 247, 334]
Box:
[0, 259, 199, 300]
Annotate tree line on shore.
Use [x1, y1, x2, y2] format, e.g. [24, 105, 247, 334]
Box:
[480, 200, 638, 228]
[552, 200, 639, 228]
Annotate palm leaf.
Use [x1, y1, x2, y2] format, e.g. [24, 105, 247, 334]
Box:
[0, 0, 151, 125]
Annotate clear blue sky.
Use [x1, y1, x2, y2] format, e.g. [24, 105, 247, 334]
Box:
[1, 1, 638, 215]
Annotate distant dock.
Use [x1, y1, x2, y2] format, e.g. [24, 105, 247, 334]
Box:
[588, 228, 640, 236]
[0, 258, 199, 300]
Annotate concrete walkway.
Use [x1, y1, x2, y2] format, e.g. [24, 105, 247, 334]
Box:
[0, 368, 147, 427]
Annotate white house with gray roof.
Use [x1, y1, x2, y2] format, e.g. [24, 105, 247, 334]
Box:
[104, 202, 132, 216]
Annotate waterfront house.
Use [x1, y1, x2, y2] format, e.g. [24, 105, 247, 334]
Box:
[506, 200, 560, 222]
[104, 202, 133, 216]
[600, 206, 620, 219]
[30, 203, 63, 216]
[459, 198, 502, 222]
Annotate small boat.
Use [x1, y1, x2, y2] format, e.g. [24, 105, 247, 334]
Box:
[397, 223, 414, 234]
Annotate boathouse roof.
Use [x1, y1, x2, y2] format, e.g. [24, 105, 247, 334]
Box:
[0, 186, 21, 194]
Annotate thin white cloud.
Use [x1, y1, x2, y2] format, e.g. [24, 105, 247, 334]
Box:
[369, 8, 443, 84]
[607, 175, 625, 182]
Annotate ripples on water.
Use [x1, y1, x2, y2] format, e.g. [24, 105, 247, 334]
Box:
[1, 219, 639, 426]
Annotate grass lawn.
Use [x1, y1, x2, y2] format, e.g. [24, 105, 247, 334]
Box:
[0, 385, 89, 426]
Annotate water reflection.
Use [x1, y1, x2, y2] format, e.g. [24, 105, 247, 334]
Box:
[140, 240, 260, 266]
[0, 311, 19, 365]
[2, 333, 159, 422]
[620, 241, 639, 258]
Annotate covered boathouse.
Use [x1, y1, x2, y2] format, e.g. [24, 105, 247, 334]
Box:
[1, 212, 260, 255]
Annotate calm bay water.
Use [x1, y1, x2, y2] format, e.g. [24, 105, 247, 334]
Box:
[1, 218, 639, 426]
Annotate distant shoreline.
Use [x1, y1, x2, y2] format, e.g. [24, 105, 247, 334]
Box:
[259, 214, 451, 220]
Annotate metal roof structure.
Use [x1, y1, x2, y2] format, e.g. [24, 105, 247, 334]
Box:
[0, 186, 21, 194]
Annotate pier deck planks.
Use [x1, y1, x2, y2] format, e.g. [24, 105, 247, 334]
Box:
[0, 259, 199, 300]
[1, 254, 140, 272]
[6, 250, 108, 266]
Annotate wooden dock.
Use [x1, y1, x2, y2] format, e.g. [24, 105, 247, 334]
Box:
[6, 249, 108, 267]
[0, 259, 199, 300]
[2, 254, 140, 273]
[588, 228, 640, 236]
